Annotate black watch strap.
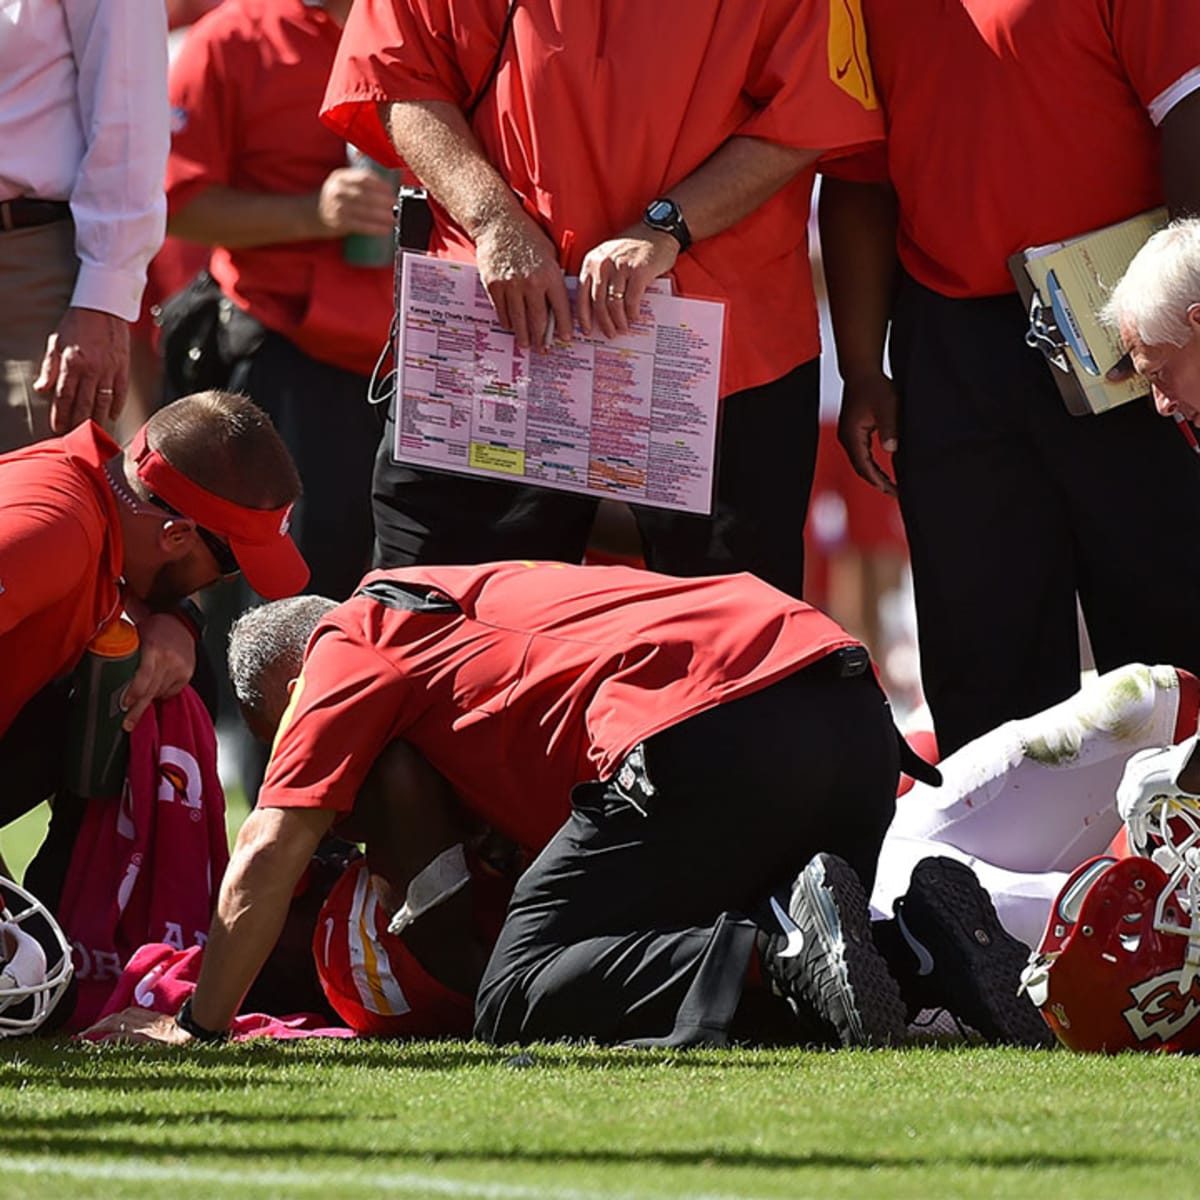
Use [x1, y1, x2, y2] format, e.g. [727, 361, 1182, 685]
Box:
[175, 996, 229, 1043]
[171, 597, 207, 642]
[643, 197, 692, 253]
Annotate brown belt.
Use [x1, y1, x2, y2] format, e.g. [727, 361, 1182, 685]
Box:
[0, 198, 72, 232]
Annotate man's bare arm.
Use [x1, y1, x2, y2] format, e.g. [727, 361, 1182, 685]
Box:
[1162, 89, 1200, 218]
[819, 176, 902, 496]
[383, 99, 571, 351]
[188, 805, 336, 1032]
[577, 135, 821, 338]
[169, 173, 395, 249]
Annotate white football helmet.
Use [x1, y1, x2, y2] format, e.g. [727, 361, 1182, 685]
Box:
[1116, 738, 1200, 986]
[0, 876, 73, 1036]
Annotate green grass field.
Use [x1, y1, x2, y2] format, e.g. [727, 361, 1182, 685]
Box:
[1, 1039, 1198, 1199]
[3, 795, 1196, 1199]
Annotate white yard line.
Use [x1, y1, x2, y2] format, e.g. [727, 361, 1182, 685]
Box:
[4, 1155, 776, 1200]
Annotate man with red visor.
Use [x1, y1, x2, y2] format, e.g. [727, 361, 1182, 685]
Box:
[0, 388, 306, 842]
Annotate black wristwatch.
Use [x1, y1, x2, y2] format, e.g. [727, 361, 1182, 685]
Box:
[175, 996, 228, 1043]
[642, 197, 692, 253]
[170, 597, 207, 642]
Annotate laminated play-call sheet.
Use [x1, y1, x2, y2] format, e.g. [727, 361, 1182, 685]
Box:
[393, 252, 724, 514]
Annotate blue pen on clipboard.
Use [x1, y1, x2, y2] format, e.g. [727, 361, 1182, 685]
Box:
[1046, 270, 1101, 376]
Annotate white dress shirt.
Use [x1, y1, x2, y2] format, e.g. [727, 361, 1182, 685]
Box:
[0, 0, 169, 321]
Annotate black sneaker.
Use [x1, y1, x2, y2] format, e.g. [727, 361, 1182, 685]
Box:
[891, 856, 1055, 1048]
[761, 853, 907, 1048]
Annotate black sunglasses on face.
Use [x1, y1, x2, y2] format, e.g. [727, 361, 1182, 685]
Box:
[147, 493, 241, 577]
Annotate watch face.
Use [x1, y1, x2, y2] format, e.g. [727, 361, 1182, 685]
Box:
[647, 200, 674, 223]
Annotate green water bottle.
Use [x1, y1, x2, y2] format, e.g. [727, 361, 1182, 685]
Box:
[344, 146, 401, 269]
[63, 615, 140, 798]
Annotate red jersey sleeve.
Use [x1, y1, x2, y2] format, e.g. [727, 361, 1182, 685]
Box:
[818, 145, 890, 184]
[739, 0, 882, 155]
[1111, 0, 1200, 123]
[321, 0, 475, 169]
[166, 13, 240, 214]
[0, 504, 96, 637]
[257, 624, 410, 814]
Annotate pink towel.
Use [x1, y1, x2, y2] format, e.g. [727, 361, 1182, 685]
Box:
[57, 689, 230, 1030]
[81, 942, 354, 1041]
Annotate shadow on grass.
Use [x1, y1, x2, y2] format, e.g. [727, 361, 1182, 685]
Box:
[0, 1038, 1057, 1090]
[0, 1122, 1164, 1173]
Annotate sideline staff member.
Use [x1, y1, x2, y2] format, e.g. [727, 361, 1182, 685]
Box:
[102, 562, 935, 1048]
[823, 0, 1200, 753]
[0, 390, 306, 832]
[321, 0, 883, 597]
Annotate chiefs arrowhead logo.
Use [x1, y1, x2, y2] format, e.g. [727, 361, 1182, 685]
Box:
[1122, 969, 1200, 1043]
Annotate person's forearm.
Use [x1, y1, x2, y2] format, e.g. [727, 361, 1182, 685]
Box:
[168, 185, 328, 248]
[382, 100, 528, 241]
[189, 807, 332, 1031]
[667, 136, 820, 244]
[819, 177, 899, 382]
[1161, 90, 1200, 218]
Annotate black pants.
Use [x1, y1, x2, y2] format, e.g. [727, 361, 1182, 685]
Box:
[890, 273, 1200, 754]
[372, 360, 820, 599]
[473, 663, 900, 1047]
[227, 331, 381, 600]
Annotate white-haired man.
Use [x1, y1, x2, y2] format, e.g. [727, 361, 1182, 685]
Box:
[1102, 218, 1200, 424]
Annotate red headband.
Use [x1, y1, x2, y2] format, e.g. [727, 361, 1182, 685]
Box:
[130, 426, 308, 599]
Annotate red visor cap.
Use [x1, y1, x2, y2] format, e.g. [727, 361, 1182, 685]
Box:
[130, 428, 309, 598]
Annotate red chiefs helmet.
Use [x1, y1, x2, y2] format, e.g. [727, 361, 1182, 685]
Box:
[1021, 854, 1200, 1053]
[312, 858, 474, 1037]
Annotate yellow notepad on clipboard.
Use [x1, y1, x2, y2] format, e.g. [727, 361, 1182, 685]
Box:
[1009, 207, 1168, 415]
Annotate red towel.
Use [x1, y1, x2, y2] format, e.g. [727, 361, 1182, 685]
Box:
[81, 942, 354, 1041]
[57, 689, 230, 1030]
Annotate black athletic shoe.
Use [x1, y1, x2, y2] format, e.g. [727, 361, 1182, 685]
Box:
[761, 852, 908, 1048]
[890, 856, 1055, 1048]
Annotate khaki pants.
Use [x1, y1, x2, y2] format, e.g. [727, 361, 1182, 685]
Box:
[0, 220, 76, 451]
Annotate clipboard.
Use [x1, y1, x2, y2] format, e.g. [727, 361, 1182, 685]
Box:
[1009, 208, 1166, 416]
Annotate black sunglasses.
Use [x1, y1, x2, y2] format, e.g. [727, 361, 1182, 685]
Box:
[148, 493, 241, 577]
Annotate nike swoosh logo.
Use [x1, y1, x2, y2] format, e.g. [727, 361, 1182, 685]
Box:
[769, 896, 806, 959]
[836, 57, 853, 79]
[896, 905, 935, 977]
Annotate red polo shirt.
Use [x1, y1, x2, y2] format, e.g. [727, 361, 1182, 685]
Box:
[167, 0, 394, 375]
[0, 425, 124, 736]
[859, 0, 1200, 298]
[259, 562, 860, 851]
[321, 0, 884, 396]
